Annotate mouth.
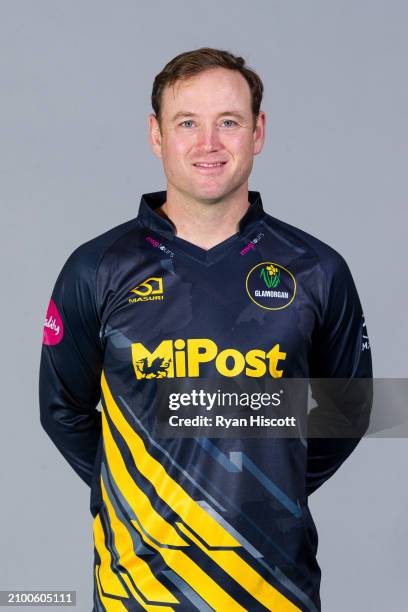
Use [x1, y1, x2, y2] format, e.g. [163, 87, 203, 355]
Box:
[193, 160, 228, 167]
[192, 161, 228, 172]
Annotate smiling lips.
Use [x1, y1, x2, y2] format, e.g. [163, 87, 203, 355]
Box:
[192, 161, 227, 169]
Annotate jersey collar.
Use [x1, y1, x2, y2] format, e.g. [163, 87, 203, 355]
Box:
[137, 190, 266, 240]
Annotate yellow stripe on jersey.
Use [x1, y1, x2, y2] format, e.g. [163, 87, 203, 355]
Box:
[93, 513, 129, 599]
[131, 519, 246, 612]
[101, 407, 187, 547]
[95, 564, 127, 611]
[120, 573, 176, 612]
[177, 522, 300, 611]
[99, 474, 179, 605]
[101, 371, 240, 548]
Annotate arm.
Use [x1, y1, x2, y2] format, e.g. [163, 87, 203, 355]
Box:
[306, 254, 373, 496]
[39, 247, 103, 487]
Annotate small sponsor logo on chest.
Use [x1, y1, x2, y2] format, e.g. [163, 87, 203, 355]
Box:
[129, 276, 164, 303]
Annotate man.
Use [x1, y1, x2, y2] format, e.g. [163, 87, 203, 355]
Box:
[39, 48, 372, 611]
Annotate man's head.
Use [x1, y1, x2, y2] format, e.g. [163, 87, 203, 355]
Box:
[148, 47, 266, 204]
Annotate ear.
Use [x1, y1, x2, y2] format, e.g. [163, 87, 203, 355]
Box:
[148, 113, 163, 159]
[253, 111, 266, 156]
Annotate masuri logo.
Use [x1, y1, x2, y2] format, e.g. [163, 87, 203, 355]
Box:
[129, 277, 164, 303]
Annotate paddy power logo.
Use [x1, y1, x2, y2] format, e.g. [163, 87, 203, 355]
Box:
[131, 338, 286, 380]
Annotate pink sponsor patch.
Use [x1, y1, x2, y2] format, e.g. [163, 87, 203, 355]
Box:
[43, 298, 64, 345]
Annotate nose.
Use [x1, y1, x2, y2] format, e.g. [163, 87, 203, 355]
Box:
[196, 122, 222, 152]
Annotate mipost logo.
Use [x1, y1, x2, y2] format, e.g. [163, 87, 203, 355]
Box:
[131, 338, 287, 380]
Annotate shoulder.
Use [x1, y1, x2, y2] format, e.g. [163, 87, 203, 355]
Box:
[59, 216, 142, 279]
[50, 217, 142, 296]
[261, 212, 352, 280]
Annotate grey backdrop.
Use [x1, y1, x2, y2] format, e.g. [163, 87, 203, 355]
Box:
[1, 1, 407, 610]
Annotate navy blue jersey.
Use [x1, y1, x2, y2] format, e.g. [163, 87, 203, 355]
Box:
[39, 191, 372, 611]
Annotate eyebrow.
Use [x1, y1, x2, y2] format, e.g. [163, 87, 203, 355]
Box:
[170, 110, 247, 123]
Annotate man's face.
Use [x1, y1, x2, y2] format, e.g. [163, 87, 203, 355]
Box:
[149, 67, 265, 204]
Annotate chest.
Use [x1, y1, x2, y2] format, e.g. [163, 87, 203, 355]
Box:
[98, 251, 320, 380]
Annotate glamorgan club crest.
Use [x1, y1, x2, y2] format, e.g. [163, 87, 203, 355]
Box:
[246, 262, 296, 310]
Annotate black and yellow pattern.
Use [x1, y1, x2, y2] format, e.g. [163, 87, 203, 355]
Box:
[95, 372, 301, 611]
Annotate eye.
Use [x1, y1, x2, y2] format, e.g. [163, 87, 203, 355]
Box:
[221, 119, 237, 127]
[180, 120, 195, 128]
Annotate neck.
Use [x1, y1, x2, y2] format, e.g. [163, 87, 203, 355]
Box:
[157, 183, 250, 250]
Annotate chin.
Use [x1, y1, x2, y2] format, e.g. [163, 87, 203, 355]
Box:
[193, 191, 229, 205]
[190, 184, 235, 204]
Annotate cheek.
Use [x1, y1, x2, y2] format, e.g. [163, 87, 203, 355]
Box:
[163, 136, 193, 161]
[161, 139, 193, 180]
[225, 133, 253, 156]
